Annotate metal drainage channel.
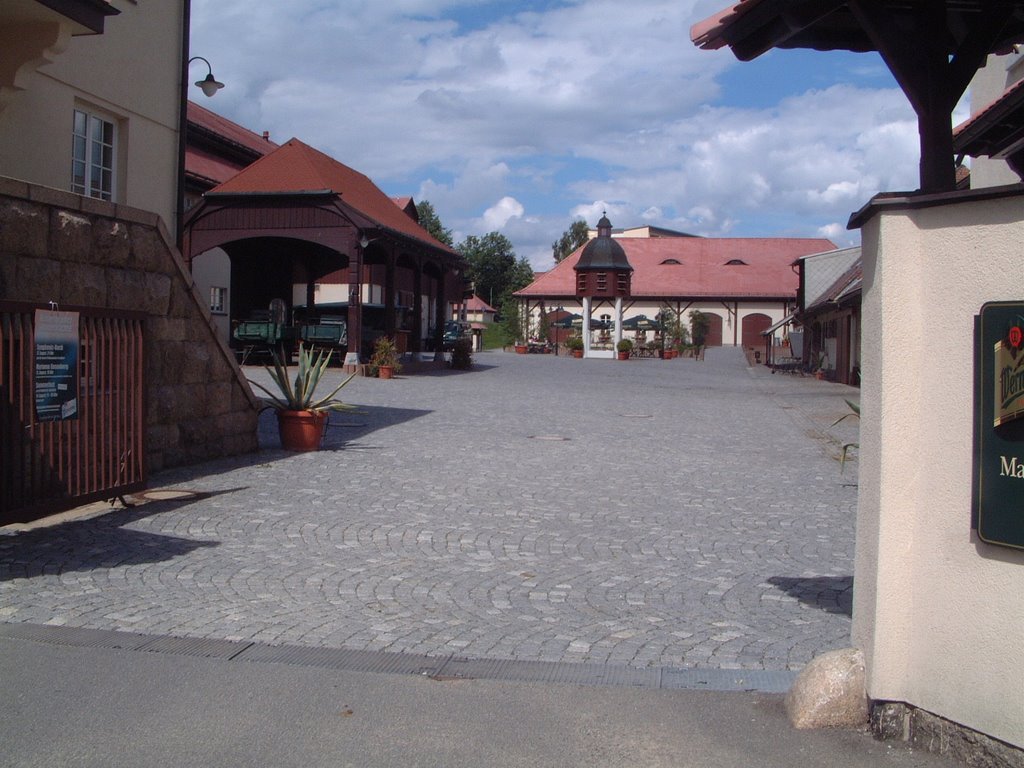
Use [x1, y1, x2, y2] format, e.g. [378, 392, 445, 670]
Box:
[0, 623, 796, 693]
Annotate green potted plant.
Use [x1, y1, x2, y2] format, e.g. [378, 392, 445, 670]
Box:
[450, 336, 473, 370]
[248, 343, 358, 451]
[616, 338, 634, 360]
[565, 334, 584, 357]
[370, 336, 402, 379]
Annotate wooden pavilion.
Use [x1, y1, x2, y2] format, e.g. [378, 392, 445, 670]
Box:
[183, 138, 467, 363]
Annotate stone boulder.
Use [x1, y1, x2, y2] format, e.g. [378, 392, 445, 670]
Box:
[785, 647, 868, 729]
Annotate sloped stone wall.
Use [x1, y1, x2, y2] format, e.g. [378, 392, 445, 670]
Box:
[0, 177, 258, 471]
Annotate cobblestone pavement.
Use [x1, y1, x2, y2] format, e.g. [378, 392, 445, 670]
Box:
[1, 348, 861, 671]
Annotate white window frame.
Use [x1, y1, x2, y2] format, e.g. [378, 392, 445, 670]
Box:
[210, 286, 227, 314]
[71, 108, 117, 201]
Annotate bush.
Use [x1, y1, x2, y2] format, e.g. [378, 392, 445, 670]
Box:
[565, 335, 584, 351]
[616, 338, 634, 353]
[450, 337, 473, 370]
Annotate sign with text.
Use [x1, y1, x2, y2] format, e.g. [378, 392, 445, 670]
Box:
[34, 309, 79, 423]
[974, 302, 1024, 550]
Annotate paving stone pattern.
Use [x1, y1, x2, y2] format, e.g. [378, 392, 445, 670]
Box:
[1, 348, 861, 672]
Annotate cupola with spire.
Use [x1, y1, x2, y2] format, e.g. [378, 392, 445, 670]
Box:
[574, 213, 633, 298]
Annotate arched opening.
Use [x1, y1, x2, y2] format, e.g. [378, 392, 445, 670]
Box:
[703, 312, 724, 346]
[741, 313, 772, 350]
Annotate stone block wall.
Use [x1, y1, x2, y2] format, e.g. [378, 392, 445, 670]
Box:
[0, 177, 258, 471]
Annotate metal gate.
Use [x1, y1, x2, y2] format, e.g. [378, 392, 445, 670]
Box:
[1, 302, 146, 525]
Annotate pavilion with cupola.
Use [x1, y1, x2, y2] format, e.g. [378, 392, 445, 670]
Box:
[574, 214, 634, 358]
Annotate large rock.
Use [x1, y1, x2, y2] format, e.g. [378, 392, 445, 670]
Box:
[785, 648, 868, 729]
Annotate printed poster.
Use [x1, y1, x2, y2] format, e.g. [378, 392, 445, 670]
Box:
[34, 309, 79, 422]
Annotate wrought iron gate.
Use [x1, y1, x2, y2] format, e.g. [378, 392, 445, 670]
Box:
[1, 302, 146, 524]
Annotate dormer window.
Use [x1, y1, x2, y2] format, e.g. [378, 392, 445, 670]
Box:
[725, 259, 748, 265]
[660, 258, 682, 265]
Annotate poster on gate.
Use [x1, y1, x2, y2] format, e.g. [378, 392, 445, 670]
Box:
[34, 309, 80, 422]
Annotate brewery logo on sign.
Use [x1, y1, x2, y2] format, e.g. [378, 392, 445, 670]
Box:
[994, 319, 1024, 427]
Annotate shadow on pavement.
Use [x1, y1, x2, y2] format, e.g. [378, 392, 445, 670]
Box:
[766, 575, 853, 617]
[0, 492, 234, 580]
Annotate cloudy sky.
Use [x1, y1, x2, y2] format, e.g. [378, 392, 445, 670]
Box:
[189, 0, 967, 270]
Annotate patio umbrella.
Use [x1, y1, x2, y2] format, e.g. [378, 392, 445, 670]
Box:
[551, 313, 582, 328]
[622, 314, 663, 332]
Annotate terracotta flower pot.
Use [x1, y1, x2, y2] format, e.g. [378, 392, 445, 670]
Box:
[617, 351, 630, 360]
[277, 410, 327, 451]
[572, 349, 583, 358]
[515, 344, 528, 354]
[378, 365, 394, 379]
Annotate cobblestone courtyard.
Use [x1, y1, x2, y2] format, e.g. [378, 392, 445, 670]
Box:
[1, 348, 860, 672]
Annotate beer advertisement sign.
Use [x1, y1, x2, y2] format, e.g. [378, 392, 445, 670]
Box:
[974, 302, 1024, 549]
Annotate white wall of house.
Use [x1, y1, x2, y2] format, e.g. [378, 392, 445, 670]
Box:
[853, 190, 1024, 749]
[967, 52, 1024, 189]
[0, 2, 184, 231]
[192, 248, 231, 340]
[528, 300, 790, 346]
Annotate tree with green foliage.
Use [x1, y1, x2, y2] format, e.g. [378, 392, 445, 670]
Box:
[689, 309, 711, 347]
[457, 232, 532, 312]
[415, 200, 453, 247]
[552, 219, 589, 264]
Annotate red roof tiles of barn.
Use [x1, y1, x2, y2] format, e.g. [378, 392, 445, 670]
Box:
[210, 138, 456, 254]
[464, 295, 496, 313]
[517, 237, 835, 299]
[188, 101, 277, 154]
[186, 101, 277, 186]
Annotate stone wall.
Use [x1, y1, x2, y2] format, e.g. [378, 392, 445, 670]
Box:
[0, 177, 258, 471]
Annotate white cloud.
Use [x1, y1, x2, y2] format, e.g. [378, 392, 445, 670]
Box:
[190, 1, 950, 268]
[481, 196, 525, 230]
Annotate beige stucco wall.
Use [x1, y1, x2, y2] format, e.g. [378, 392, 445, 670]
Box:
[852, 190, 1024, 748]
[0, 1, 183, 231]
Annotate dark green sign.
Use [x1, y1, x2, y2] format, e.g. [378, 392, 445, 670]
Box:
[974, 302, 1024, 550]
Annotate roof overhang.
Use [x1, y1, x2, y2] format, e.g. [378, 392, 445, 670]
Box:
[692, 0, 1024, 192]
[954, 77, 1024, 172]
[32, 0, 119, 35]
[692, 0, 1024, 61]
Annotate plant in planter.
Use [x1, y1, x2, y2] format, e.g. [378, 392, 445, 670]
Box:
[370, 336, 402, 378]
[565, 334, 584, 357]
[248, 343, 358, 451]
[616, 338, 633, 360]
[450, 336, 473, 370]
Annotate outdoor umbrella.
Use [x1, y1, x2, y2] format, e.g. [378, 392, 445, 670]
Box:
[622, 314, 663, 332]
[551, 313, 582, 329]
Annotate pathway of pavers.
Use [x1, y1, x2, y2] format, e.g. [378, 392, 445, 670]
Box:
[0, 348, 861, 672]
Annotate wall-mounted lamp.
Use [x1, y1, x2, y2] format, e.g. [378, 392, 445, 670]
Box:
[189, 56, 224, 97]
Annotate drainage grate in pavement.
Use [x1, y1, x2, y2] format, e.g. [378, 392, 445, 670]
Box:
[0, 622, 154, 651]
[0, 623, 796, 693]
[661, 668, 796, 693]
[235, 642, 448, 677]
[135, 635, 253, 660]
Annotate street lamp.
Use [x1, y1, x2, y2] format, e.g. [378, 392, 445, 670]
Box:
[177, 54, 224, 251]
[189, 56, 224, 97]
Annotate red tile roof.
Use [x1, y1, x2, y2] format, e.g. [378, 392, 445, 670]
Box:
[185, 101, 277, 187]
[463, 295, 496, 313]
[517, 238, 835, 299]
[210, 138, 457, 254]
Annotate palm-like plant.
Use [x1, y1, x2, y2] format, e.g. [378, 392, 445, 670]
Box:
[249, 344, 357, 413]
[831, 399, 860, 472]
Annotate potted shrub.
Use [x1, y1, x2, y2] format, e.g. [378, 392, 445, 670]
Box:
[450, 336, 473, 370]
[248, 343, 357, 451]
[616, 338, 633, 360]
[370, 336, 402, 379]
[565, 334, 584, 358]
